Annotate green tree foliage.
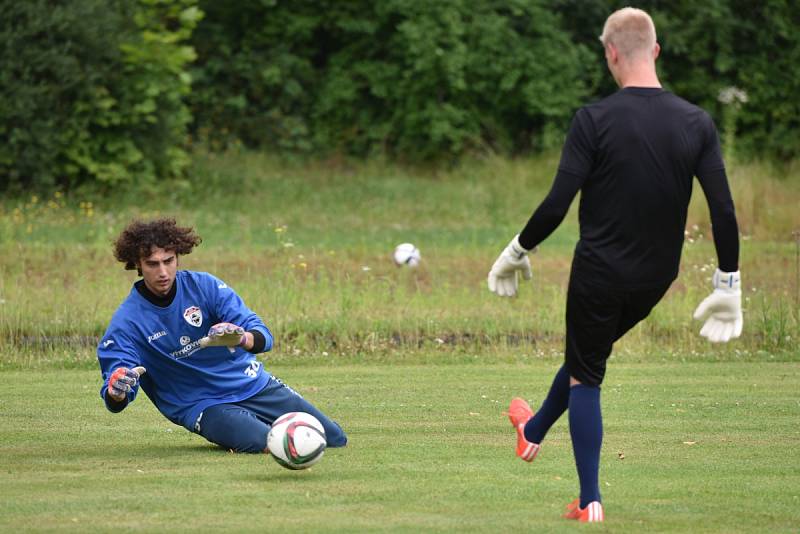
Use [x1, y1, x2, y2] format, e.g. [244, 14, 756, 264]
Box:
[0, 0, 201, 192]
[190, 0, 593, 160]
[646, 0, 800, 161]
[191, 0, 800, 162]
[1, 0, 798, 192]
[554, 0, 800, 162]
[189, 1, 321, 153]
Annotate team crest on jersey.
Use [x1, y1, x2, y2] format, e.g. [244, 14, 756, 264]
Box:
[180, 335, 191, 346]
[183, 306, 203, 328]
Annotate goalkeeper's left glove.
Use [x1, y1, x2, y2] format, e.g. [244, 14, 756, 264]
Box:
[487, 234, 533, 297]
[199, 322, 245, 348]
[693, 269, 743, 343]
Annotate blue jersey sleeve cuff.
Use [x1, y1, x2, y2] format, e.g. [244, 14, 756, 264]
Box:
[102, 388, 130, 413]
[247, 326, 273, 353]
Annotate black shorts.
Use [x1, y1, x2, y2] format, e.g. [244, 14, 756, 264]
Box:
[564, 274, 671, 387]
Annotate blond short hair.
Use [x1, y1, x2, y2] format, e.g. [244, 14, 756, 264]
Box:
[599, 7, 657, 60]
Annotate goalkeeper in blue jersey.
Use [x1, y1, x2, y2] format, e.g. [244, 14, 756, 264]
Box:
[97, 218, 347, 453]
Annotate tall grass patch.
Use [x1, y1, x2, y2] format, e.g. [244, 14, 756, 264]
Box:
[0, 152, 797, 366]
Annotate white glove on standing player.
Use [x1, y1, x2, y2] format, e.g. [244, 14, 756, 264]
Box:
[199, 322, 246, 348]
[488, 234, 533, 297]
[107, 366, 146, 402]
[693, 269, 743, 343]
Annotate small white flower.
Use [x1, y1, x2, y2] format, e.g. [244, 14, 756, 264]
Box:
[718, 86, 748, 106]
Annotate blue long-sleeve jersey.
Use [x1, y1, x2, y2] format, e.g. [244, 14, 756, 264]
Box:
[97, 270, 274, 431]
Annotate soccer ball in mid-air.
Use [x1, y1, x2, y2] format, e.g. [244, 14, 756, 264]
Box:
[267, 412, 327, 470]
[393, 243, 421, 267]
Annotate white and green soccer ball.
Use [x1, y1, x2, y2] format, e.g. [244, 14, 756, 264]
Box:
[267, 412, 327, 470]
[393, 243, 421, 267]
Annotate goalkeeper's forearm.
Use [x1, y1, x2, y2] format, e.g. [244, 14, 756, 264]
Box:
[104, 387, 130, 413]
[106, 387, 127, 404]
[697, 167, 739, 272]
[240, 331, 254, 351]
[518, 169, 583, 250]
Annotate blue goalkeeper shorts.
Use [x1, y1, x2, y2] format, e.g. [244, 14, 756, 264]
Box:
[194, 375, 348, 453]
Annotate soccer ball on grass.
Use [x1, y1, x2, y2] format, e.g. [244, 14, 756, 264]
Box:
[267, 412, 327, 470]
[393, 243, 421, 267]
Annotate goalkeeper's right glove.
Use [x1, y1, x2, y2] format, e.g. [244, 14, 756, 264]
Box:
[487, 234, 533, 297]
[693, 269, 743, 343]
[107, 366, 146, 402]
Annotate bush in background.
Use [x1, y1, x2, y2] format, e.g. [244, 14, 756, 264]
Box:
[189, 0, 800, 163]
[0, 0, 201, 192]
[1, 0, 798, 193]
[555, 0, 800, 163]
[189, 0, 592, 160]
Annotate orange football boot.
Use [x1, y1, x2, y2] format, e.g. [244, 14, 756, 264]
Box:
[507, 397, 540, 462]
[563, 499, 604, 522]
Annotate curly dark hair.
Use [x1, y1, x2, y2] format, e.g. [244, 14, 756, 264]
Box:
[113, 218, 202, 272]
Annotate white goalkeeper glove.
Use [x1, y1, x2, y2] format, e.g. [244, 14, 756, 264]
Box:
[693, 269, 743, 343]
[199, 322, 246, 349]
[488, 234, 533, 297]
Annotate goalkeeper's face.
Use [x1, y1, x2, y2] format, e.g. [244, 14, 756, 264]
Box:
[138, 247, 178, 297]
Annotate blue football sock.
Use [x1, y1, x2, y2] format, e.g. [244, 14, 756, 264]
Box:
[523, 365, 570, 444]
[569, 383, 603, 508]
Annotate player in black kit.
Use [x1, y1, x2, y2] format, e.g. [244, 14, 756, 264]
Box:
[487, 7, 742, 523]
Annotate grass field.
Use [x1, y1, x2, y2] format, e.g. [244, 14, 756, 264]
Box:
[1, 152, 799, 531]
[2, 362, 798, 532]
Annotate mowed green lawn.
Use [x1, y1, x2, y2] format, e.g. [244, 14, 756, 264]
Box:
[1, 361, 798, 532]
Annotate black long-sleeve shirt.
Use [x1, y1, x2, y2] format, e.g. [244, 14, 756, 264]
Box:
[519, 87, 739, 289]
